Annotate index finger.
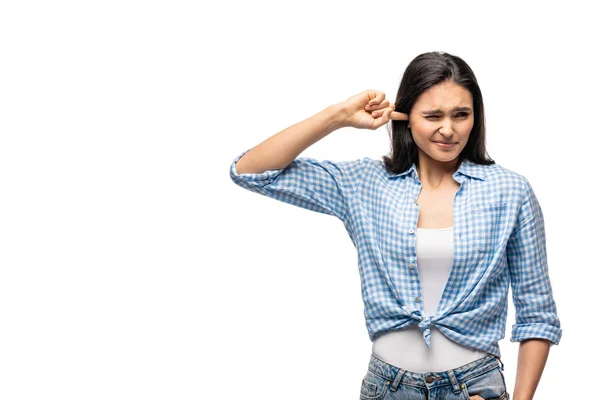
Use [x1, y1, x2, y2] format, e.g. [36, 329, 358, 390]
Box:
[390, 111, 409, 121]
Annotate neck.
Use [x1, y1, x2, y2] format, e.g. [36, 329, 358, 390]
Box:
[416, 154, 460, 188]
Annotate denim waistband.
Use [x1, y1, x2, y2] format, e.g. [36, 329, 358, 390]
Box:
[367, 352, 504, 392]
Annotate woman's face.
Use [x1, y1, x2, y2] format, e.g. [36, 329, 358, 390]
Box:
[408, 80, 475, 164]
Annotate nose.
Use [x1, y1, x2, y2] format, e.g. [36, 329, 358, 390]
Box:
[438, 118, 453, 136]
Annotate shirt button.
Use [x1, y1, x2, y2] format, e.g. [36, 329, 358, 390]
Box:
[414, 198, 419, 205]
[409, 263, 415, 269]
[415, 297, 420, 302]
[409, 229, 415, 234]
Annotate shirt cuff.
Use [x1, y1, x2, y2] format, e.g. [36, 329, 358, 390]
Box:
[510, 322, 563, 345]
[229, 148, 285, 185]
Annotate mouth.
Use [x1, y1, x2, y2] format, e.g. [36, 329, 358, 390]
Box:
[433, 141, 456, 148]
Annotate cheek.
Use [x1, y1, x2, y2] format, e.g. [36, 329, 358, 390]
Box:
[410, 121, 432, 135]
[462, 116, 475, 130]
[410, 124, 438, 142]
[409, 129, 427, 143]
[464, 118, 475, 129]
[413, 120, 432, 129]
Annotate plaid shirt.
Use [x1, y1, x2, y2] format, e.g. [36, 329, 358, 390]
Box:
[229, 148, 562, 357]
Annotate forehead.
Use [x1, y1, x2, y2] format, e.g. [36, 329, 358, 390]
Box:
[413, 81, 473, 111]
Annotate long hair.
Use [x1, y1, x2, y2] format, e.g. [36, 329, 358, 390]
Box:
[383, 51, 495, 174]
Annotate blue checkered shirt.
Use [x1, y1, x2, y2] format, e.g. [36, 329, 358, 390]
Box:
[229, 148, 562, 357]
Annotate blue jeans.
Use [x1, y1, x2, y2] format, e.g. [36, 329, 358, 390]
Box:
[360, 352, 509, 400]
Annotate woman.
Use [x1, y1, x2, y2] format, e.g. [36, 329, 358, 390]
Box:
[229, 51, 562, 400]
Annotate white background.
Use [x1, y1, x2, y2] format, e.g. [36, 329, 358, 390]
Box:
[0, 1, 596, 399]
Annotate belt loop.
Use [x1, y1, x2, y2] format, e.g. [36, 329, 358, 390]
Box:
[496, 356, 505, 371]
[447, 369, 462, 393]
[389, 368, 406, 392]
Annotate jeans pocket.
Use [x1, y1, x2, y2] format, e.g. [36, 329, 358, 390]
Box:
[360, 370, 389, 400]
[461, 367, 509, 400]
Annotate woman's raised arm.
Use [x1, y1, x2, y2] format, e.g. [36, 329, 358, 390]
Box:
[235, 90, 408, 175]
[229, 90, 407, 220]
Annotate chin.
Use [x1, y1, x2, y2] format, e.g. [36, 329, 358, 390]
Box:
[430, 151, 459, 162]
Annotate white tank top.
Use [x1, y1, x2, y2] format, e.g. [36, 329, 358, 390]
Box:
[371, 226, 486, 372]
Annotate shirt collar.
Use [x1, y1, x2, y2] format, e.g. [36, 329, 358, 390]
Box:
[384, 158, 486, 181]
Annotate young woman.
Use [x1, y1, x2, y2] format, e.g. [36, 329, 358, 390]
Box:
[229, 51, 562, 400]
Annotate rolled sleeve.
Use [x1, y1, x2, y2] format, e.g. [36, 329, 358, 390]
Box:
[229, 148, 367, 221]
[507, 178, 562, 345]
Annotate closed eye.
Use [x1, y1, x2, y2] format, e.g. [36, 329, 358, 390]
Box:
[425, 112, 470, 120]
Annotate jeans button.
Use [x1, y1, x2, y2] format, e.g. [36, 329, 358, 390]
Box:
[425, 376, 434, 383]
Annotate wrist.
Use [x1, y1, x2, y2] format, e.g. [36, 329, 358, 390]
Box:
[325, 102, 351, 130]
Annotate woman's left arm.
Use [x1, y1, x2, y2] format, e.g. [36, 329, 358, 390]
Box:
[506, 177, 562, 399]
[513, 338, 551, 400]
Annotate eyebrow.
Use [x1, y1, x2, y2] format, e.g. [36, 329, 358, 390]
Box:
[421, 107, 473, 115]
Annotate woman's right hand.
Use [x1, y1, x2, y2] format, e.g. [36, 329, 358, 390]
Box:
[340, 90, 409, 130]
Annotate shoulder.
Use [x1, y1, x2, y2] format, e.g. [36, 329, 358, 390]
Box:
[361, 156, 381, 170]
[480, 162, 532, 204]
[483, 162, 525, 184]
[360, 156, 409, 180]
[357, 156, 384, 176]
